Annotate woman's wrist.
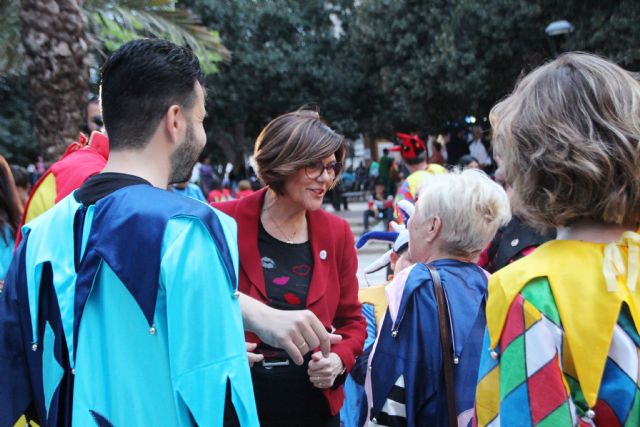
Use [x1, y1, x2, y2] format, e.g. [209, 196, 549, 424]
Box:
[330, 353, 345, 376]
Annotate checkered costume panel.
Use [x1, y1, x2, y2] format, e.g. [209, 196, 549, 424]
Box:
[474, 277, 640, 427]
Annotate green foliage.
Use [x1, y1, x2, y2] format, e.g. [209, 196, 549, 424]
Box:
[2, 0, 640, 163]
[0, 0, 229, 162]
[188, 0, 360, 160]
[86, 0, 229, 74]
[350, 0, 640, 135]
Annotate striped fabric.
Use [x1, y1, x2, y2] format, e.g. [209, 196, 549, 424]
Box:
[474, 277, 640, 427]
[368, 375, 407, 427]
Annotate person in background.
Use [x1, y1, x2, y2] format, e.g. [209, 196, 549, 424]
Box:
[458, 154, 481, 170]
[215, 110, 366, 427]
[199, 156, 216, 195]
[35, 155, 45, 177]
[0, 156, 22, 282]
[80, 95, 104, 134]
[10, 165, 32, 207]
[16, 131, 110, 246]
[363, 179, 393, 232]
[378, 148, 393, 196]
[235, 179, 254, 199]
[428, 141, 446, 165]
[366, 170, 510, 427]
[327, 178, 349, 212]
[477, 167, 555, 273]
[445, 126, 470, 166]
[468, 125, 493, 172]
[171, 178, 206, 202]
[208, 180, 233, 203]
[475, 53, 640, 427]
[355, 161, 369, 192]
[392, 132, 447, 223]
[369, 158, 379, 180]
[341, 167, 356, 192]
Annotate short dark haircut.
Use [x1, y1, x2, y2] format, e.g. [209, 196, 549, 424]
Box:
[254, 109, 346, 195]
[100, 38, 204, 151]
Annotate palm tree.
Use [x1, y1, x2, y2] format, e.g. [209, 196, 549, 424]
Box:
[2, 0, 228, 160]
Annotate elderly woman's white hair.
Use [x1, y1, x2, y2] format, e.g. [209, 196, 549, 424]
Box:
[415, 169, 511, 258]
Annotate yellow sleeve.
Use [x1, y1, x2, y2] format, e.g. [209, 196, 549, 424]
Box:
[24, 173, 57, 223]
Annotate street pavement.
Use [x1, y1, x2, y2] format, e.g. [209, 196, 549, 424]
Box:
[325, 201, 390, 287]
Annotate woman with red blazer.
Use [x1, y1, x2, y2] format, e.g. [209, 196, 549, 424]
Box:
[215, 110, 366, 427]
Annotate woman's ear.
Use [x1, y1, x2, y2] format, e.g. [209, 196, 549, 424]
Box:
[427, 216, 442, 241]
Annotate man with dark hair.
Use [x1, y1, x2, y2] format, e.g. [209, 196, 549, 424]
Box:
[0, 39, 336, 427]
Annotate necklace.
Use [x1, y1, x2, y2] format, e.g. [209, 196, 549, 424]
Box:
[266, 205, 297, 244]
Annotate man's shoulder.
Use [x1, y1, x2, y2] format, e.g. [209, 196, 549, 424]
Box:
[104, 185, 212, 216]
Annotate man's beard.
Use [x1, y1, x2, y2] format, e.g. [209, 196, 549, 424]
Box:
[169, 123, 203, 185]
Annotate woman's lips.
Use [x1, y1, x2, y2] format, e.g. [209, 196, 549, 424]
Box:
[309, 188, 325, 197]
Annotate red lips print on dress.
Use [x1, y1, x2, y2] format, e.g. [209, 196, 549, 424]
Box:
[291, 264, 311, 277]
[272, 276, 290, 286]
[284, 293, 302, 305]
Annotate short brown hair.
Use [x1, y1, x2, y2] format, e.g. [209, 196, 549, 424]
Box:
[253, 109, 347, 194]
[491, 52, 640, 230]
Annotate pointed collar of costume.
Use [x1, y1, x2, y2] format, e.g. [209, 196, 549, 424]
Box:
[23, 185, 236, 366]
[486, 232, 640, 407]
[233, 187, 334, 307]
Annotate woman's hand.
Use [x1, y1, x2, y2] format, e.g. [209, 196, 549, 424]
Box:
[246, 342, 264, 367]
[307, 351, 344, 389]
[239, 294, 342, 365]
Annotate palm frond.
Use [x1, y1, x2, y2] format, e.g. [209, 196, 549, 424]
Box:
[87, 1, 230, 74]
[1, 0, 229, 76]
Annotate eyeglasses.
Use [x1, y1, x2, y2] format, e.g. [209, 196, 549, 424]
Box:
[304, 161, 342, 179]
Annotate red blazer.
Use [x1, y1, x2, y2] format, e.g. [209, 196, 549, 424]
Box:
[214, 187, 366, 415]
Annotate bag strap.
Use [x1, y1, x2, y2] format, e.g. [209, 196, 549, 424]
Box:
[425, 263, 457, 427]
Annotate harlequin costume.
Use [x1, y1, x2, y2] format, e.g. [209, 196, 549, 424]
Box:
[0, 179, 258, 426]
[391, 133, 447, 223]
[474, 232, 640, 427]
